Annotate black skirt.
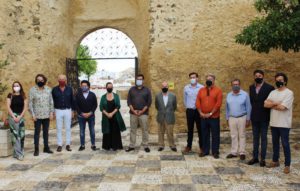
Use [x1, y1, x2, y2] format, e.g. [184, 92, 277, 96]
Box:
[102, 99, 123, 150]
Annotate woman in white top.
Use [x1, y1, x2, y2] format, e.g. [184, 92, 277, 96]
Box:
[264, 72, 294, 174]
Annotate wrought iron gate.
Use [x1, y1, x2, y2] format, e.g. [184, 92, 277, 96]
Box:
[66, 58, 79, 126]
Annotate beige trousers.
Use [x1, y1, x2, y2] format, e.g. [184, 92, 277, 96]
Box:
[158, 121, 175, 148]
[129, 114, 149, 148]
[229, 116, 246, 155]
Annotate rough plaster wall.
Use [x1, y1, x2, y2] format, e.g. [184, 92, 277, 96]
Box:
[0, 0, 299, 133]
[148, 0, 300, 133]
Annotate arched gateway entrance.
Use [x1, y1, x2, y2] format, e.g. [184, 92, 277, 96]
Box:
[66, 27, 139, 92]
[66, 28, 139, 125]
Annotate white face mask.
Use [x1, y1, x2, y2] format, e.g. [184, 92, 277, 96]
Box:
[136, 79, 143, 86]
[13, 86, 21, 92]
[190, 79, 196, 85]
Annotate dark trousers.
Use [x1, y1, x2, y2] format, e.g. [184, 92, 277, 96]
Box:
[271, 127, 291, 166]
[34, 118, 50, 149]
[78, 115, 95, 146]
[201, 118, 220, 155]
[252, 121, 269, 160]
[186, 109, 202, 149]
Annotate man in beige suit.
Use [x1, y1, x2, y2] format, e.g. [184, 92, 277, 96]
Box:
[155, 81, 177, 152]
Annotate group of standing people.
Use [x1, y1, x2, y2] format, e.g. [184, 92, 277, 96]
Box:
[6, 70, 294, 174]
[182, 70, 294, 174]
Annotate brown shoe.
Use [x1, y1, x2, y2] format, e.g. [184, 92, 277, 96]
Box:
[57, 146, 62, 152]
[240, 154, 246, 161]
[66, 145, 72, 152]
[267, 161, 280, 168]
[199, 152, 208, 157]
[284, 166, 290, 174]
[183, 147, 191, 154]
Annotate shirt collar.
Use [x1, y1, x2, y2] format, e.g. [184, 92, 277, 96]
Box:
[189, 83, 200, 88]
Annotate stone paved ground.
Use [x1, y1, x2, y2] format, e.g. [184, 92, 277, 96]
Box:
[0, 90, 300, 191]
[0, 125, 300, 191]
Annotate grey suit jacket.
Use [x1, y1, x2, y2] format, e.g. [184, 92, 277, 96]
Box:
[155, 92, 177, 124]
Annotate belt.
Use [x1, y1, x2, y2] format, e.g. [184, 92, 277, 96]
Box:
[230, 114, 246, 118]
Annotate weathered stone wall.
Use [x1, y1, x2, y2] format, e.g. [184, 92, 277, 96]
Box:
[0, 0, 73, 128]
[148, 0, 300, 133]
[0, 0, 299, 132]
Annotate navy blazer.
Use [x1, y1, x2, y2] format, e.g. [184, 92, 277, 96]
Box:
[249, 82, 274, 122]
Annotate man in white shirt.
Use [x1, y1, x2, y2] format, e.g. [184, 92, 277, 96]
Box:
[264, 72, 294, 174]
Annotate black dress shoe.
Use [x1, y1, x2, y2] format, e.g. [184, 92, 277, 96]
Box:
[260, 160, 266, 167]
[57, 146, 62, 152]
[34, 149, 39, 156]
[247, 158, 259, 165]
[91, 145, 96, 151]
[79, 145, 85, 151]
[158, 147, 164, 151]
[125, 147, 135, 152]
[213, 153, 219, 159]
[171, 147, 177, 152]
[43, 147, 53, 154]
[144, 147, 150, 153]
[240, 154, 246, 160]
[66, 145, 72, 151]
[226, 154, 237, 159]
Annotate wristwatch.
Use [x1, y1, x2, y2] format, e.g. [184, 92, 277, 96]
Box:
[209, 112, 212, 116]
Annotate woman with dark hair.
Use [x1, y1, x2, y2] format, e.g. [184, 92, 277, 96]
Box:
[100, 82, 126, 151]
[6, 81, 27, 160]
[29, 74, 54, 156]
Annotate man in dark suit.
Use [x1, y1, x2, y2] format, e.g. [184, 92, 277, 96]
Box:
[155, 81, 177, 152]
[76, 80, 98, 151]
[248, 70, 274, 166]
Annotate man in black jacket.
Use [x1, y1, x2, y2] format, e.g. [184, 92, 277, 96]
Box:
[76, 80, 98, 151]
[248, 70, 274, 166]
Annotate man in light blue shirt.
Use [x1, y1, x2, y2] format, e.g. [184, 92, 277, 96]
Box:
[226, 79, 251, 160]
[183, 72, 204, 153]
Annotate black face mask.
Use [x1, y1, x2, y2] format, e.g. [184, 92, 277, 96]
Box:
[162, 88, 168, 93]
[37, 81, 45, 87]
[107, 88, 113, 93]
[206, 80, 212, 87]
[255, 78, 263, 84]
[275, 81, 284, 88]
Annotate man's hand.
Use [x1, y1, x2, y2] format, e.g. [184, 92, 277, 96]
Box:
[133, 110, 139, 116]
[32, 116, 37, 122]
[72, 112, 75, 119]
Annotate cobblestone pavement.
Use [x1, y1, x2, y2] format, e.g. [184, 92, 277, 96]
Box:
[0, 124, 299, 191]
[0, 91, 300, 190]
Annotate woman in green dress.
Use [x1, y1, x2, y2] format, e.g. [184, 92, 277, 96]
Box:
[100, 82, 126, 151]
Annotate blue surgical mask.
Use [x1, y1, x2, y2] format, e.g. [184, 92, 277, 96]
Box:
[136, 79, 143, 86]
[190, 79, 196, 85]
[81, 86, 89, 92]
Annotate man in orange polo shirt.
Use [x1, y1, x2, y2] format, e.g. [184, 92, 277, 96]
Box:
[196, 74, 223, 159]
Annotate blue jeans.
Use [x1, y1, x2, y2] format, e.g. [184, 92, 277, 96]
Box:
[201, 118, 220, 155]
[251, 121, 269, 160]
[271, 127, 291, 166]
[78, 115, 95, 146]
